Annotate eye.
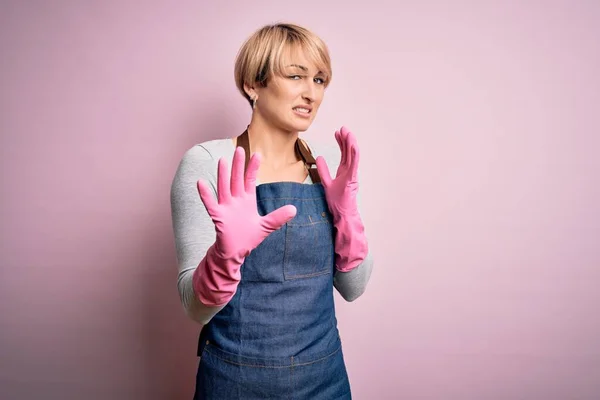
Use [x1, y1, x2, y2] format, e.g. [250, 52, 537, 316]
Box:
[288, 75, 302, 80]
[314, 77, 325, 85]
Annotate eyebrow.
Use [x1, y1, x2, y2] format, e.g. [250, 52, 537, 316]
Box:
[287, 64, 308, 71]
[286, 64, 326, 75]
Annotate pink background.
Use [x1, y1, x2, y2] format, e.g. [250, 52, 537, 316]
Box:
[1, 1, 599, 399]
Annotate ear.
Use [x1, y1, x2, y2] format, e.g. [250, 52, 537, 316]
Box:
[243, 83, 257, 100]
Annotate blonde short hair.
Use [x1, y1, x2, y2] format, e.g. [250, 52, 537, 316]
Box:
[234, 23, 332, 107]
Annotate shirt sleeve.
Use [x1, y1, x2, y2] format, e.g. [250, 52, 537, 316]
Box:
[170, 144, 227, 325]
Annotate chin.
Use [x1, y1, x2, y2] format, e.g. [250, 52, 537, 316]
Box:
[292, 119, 313, 133]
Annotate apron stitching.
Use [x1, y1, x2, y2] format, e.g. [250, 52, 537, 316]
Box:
[290, 355, 294, 399]
[256, 196, 326, 203]
[201, 345, 341, 368]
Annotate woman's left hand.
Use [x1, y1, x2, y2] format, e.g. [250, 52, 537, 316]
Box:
[316, 126, 368, 272]
[315, 126, 361, 220]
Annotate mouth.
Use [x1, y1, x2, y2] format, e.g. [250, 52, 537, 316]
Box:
[292, 106, 312, 118]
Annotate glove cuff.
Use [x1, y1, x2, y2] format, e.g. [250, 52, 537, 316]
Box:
[333, 213, 369, 272]
[193, 245, 242, 306]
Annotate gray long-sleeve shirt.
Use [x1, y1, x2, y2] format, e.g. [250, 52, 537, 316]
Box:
[170, 137, 374, 325]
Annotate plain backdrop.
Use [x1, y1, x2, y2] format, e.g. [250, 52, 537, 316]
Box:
[1, 1, 599, 399]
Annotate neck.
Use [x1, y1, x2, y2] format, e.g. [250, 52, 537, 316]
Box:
[245, 113, 300, 169]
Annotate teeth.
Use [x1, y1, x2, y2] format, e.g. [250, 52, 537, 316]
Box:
[294, 107, 310, 113]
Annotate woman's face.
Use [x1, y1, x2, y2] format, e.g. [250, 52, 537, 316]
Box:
[249, 47, 328, 133]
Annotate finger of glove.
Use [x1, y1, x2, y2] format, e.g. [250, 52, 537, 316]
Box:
[217, 157, 231, 204]
[230, 147, 245, 197]
[261, 205, 297, 232]
[344, 130, 359, 174]
[340, 126, 353, 168]
[335, 130, 346, 166]
[315, 156, 333, 188]
[350, 144, 360, 180]
[245, 152, 261, 195]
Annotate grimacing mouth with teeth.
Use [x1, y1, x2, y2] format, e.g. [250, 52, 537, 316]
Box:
[293, 107, 311, 113]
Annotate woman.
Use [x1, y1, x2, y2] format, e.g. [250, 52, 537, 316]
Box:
[170, 23, 374, 399]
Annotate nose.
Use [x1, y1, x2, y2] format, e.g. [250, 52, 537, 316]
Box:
[302, 81, 317, 103]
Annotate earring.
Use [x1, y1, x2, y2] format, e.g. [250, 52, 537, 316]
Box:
[252, 96, 257, 109]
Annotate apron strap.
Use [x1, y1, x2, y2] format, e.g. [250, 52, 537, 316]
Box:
[236, 129, 321, 184]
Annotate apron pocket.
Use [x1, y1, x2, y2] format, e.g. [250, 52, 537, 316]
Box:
[196, 342, 292, 398]
[284, 212, 334, 280]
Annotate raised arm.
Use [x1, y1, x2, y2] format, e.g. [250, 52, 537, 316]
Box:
[314, 127, 374, 302]
[171, 145, 224, 324]
[170, 144, 296, 324]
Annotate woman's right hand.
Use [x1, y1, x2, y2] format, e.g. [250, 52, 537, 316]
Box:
[193, 147, 297, 306]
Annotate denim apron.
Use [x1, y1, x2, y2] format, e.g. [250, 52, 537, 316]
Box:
[193, 130, 351, 399]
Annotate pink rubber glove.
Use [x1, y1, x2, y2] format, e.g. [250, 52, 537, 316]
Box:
[194, 147, 297, 306]
[316, 126, 369, 272]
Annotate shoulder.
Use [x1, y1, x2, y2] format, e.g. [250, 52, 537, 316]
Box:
[177, 138, 235, 173]
[172, 138, 235, 189]
[180, 138, 234, 163]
